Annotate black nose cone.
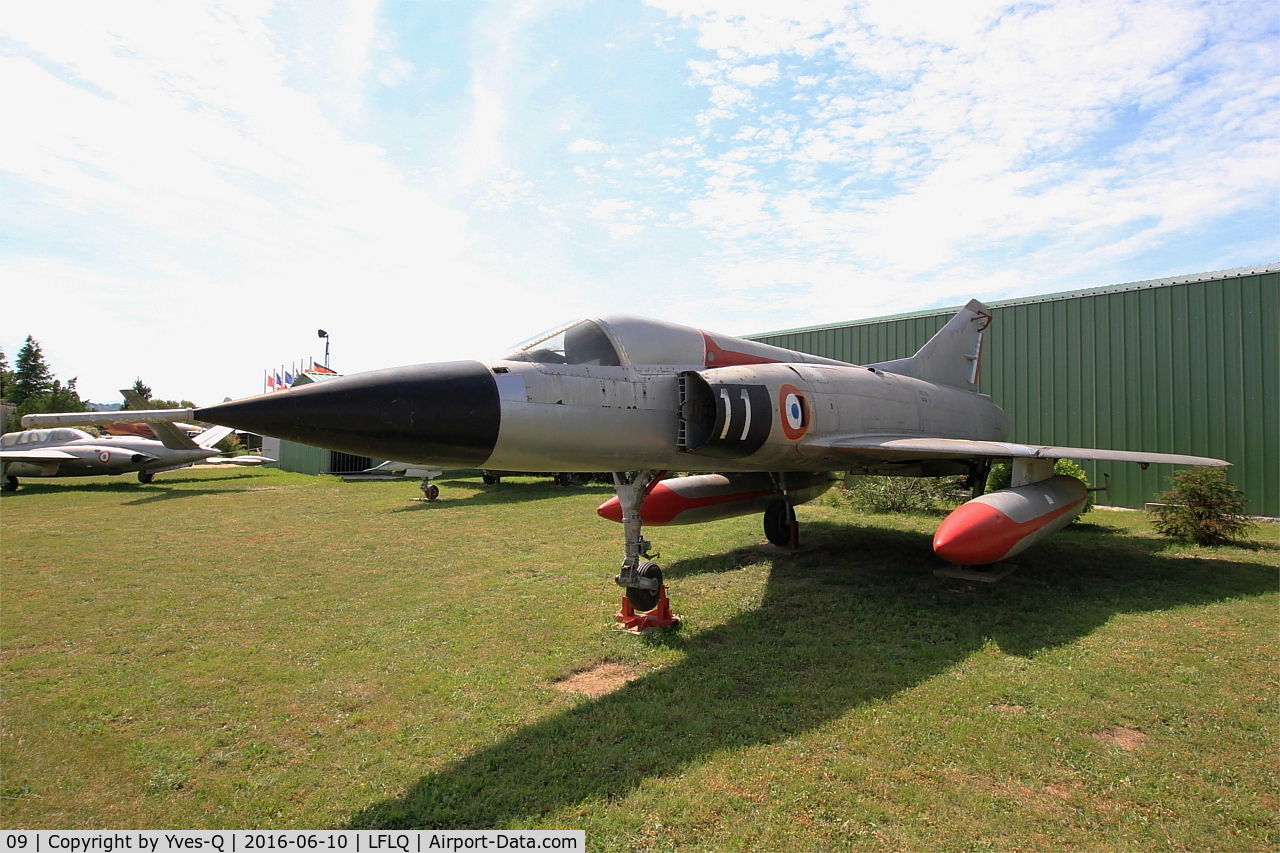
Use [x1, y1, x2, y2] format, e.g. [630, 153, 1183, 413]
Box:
[196, 361, 500, 467]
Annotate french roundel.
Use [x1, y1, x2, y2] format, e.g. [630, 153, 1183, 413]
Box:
[98, 450, 111, 463]
[778, 383, 810, 440]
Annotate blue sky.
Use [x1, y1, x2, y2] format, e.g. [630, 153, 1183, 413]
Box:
[2, 0, 1276, 406]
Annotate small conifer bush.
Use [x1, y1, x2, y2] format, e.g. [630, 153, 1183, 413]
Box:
[1150, 467, 1251, 546]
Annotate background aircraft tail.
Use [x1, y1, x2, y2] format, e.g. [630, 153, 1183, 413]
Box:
[121, 388, 202, 450]
[868, 298, 991, 391]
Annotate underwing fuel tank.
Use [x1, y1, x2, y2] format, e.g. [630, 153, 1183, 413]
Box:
[597, 472, 835, 526]
[932, 474, 1088, 565]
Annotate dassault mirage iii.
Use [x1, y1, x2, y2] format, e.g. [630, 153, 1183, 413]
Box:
[26, 301, 1228, 613]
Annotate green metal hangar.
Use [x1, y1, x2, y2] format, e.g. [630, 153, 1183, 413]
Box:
[749, 264, 1279, 518]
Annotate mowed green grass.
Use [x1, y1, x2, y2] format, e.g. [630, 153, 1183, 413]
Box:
[1, 467, 1276, 850]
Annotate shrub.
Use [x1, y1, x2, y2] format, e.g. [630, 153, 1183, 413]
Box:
[215, 433, 244, 455]
[832, 475, 967, 513]
[985, 458, 1092, 516]
[1150, 467, 1252, 545]
[986, 458, 1089, 491]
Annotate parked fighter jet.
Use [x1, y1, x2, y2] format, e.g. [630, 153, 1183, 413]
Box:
[23, 302, 1229, 612]
[0, 421, 241, 491]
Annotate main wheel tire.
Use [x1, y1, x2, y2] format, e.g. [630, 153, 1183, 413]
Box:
[763, 499, 796, 547]
[424, 483, 440, 501]
[625, 561, 663, 612]
[2, 475, 18, 493]
[482, 474, 500, 485]
[138, 471, 155, 484]
[555, 473, 573, 487]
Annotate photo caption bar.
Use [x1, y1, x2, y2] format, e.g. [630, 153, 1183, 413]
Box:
[1, 832, 584, 853]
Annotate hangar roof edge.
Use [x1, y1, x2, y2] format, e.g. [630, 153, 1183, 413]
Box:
[747, 262, 1280, 339]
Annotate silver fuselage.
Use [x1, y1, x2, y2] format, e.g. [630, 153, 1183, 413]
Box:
[482, 359, 1008, 473]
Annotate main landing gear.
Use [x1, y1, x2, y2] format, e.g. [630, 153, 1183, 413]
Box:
[610, 470, 679, 631]
[138, 471, 155, 484]
[763, 472, 802, 548]
[763, 499, 798, 548]
[2, 475, 18, 493]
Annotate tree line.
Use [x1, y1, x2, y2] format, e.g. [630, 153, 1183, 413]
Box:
[1, 336, 87, 431]
[1, 337, 194, 432]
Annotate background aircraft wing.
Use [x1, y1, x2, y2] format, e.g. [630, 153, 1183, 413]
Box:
[800, 435, 1230, 468]
[194, 425, 234, 449]
[22, 409, 195, 429]
[0, 449, 81, 462]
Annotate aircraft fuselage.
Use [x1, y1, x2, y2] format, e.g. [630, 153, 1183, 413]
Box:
[483, 360, 1009, 474]
[1, 429, 214, 480]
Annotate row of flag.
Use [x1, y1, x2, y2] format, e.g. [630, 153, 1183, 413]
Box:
[263, 358, 337, 393]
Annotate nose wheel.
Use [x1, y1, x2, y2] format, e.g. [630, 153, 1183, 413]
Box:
[624, 560, 663, 611]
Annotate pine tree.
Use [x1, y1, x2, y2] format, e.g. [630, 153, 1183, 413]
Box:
[0, 346, 12, 401]
[0, 346, 12, 432]
[9, 336, 87, 421]
[1151, 467, 1252, 545]
[12, 336, 54, 406]
[131, 378, 153, 403]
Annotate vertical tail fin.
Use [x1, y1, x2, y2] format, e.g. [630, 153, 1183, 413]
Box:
[868, 299, 991, 391]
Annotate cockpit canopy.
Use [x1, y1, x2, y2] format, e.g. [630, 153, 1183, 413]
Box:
[1, 428, 92, 447]
[500, 314, 851, 370]
[502, 319, 622, 366]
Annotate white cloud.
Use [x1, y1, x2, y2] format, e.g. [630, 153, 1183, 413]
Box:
[376, 57, 415, 87]
[568, 138, 607, 152]
[641, 0, 1279, 323]
[727, 62, 778, 86]
[0, 3, 547, 404]
[588, 198, 633, 219]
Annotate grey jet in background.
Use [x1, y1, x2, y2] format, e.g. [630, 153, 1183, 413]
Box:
[4, 390, 271, 492]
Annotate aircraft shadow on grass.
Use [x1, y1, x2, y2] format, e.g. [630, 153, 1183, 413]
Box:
[390, 481, 615, 513]
[122, 487, 265, 506]
[0, 473, 260, 493]
[347, 521, 1275, 829]
[0, 475, 263, 503]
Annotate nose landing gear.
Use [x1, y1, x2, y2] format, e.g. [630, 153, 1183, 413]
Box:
[610, 470, 680, 631]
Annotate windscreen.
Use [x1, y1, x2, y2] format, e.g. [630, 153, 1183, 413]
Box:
[502, 319, 622, 366]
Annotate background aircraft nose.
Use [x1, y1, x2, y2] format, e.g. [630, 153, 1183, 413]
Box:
[195, 361, 501, 467]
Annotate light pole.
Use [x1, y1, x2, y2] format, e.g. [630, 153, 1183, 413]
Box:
[317, 329, 330, 369]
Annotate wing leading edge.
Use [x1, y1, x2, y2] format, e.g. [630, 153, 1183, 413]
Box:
[800, 435, 1229, 469]
[0, 449, 81, 462]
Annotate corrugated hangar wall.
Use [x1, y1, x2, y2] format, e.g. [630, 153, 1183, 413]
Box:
[749, 265, 1279, 517]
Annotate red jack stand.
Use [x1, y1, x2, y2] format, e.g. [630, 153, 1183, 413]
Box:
[615, 585, 680, 633]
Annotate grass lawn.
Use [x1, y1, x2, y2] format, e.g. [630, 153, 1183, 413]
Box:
[1, 467, 1276, 850]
